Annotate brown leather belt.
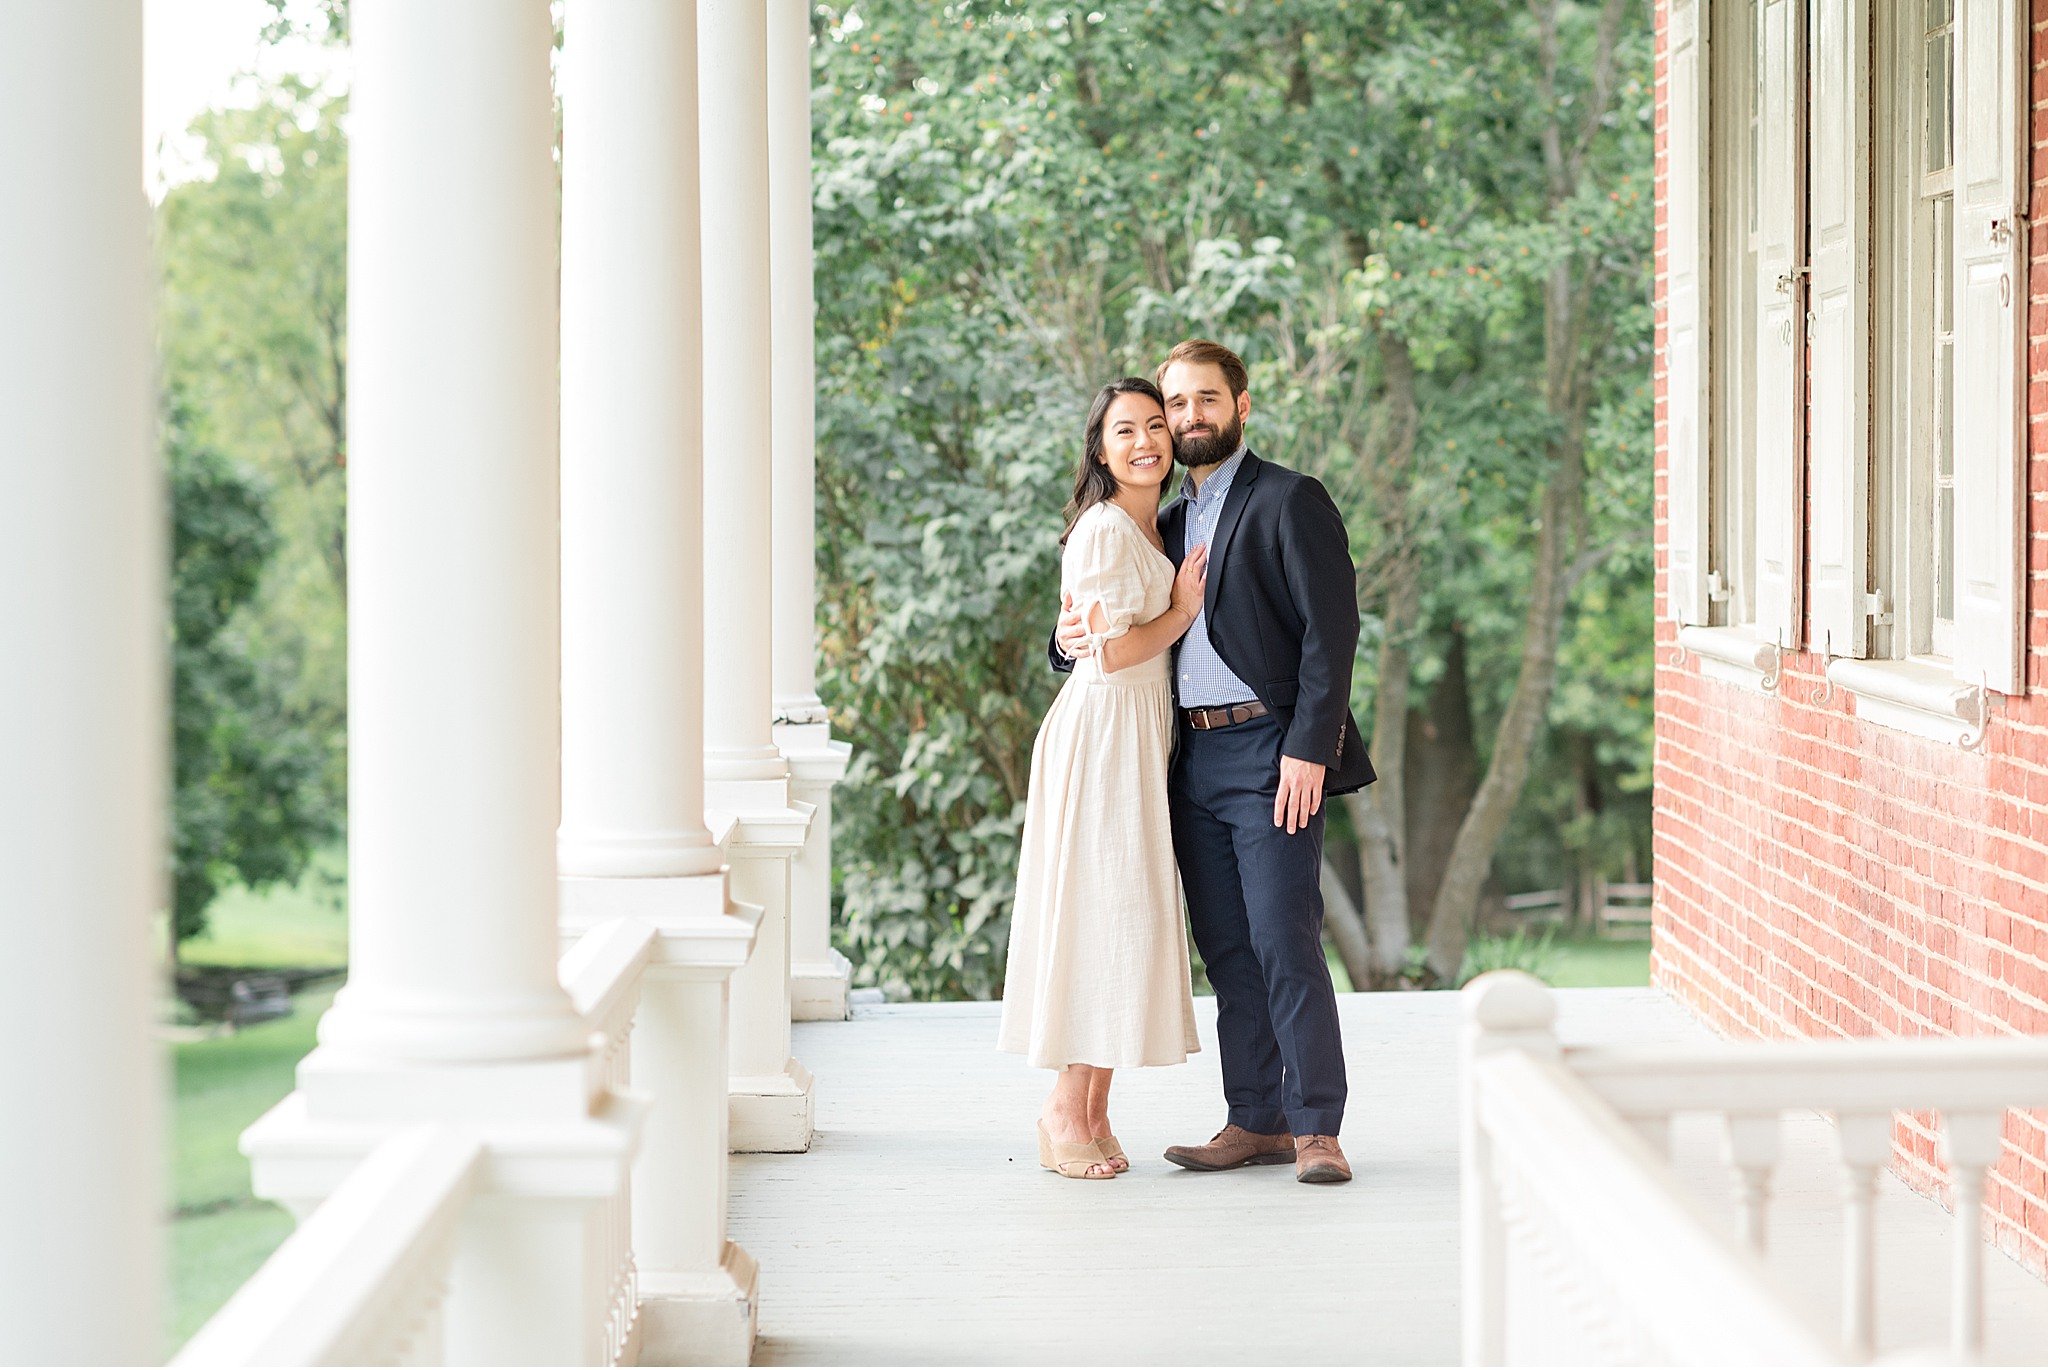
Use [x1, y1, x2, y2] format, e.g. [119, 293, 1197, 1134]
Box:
[1183, 700, 1269, 731]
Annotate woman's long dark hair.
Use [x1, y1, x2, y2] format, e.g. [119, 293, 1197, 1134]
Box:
[1061, 376, 1168, 543]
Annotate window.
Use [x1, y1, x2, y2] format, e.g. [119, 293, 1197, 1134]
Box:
[1667, 0, 2027, 720]
[1924, 1, 1957, 659]
[1707, 0, 1760, 629]
[1876, 0, 1961, 664]
[1670, 0, 1802, 684]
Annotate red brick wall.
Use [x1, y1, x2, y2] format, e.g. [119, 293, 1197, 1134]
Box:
[1651, 0, 2048, 1273]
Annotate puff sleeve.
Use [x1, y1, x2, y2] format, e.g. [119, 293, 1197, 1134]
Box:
[1062, 507, 1150, 661]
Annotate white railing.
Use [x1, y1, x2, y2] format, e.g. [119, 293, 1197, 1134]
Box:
[1462, 971, 2048, 1367]
[180, 918, 659, 1367]
[560, 916, 659, 1366]
[173, 1127, 482, 1367]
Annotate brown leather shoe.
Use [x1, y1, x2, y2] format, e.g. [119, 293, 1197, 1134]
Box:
[1295, 1134, 1352, 1184]
[1162, 1124, 1295, 1172]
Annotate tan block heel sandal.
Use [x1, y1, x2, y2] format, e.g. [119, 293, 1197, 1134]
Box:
[1038, 1122, 1116, 1179]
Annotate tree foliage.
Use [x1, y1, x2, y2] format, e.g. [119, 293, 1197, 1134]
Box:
[168, 402, 340, 949]
[155, 3, 1654, 993]
[159, 75, 349, 947]
[811, 0, 1655, 996]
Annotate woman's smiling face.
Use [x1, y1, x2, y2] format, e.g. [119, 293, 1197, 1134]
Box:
[1099, 391, 1173, 491]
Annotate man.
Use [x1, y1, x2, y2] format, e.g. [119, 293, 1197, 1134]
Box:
[1053, 338, 1374, 1184]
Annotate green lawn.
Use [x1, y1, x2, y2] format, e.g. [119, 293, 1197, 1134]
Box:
[1324, 931, 1651, 992]
[177, 846, 347, 969]
[1545, 933, 1653, 988]
[1459, 927, 1653, 989]
[168, 854, 345, 1354]
[168, 986, 329, 1352]
[169, 1205, 298, 1350]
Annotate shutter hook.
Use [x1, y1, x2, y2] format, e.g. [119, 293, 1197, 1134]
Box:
[1808, 629, 1835, 706]
[1959, 670, 1991, 751]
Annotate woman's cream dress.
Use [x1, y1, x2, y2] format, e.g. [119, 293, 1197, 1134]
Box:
[997, 501, 1200, 1069]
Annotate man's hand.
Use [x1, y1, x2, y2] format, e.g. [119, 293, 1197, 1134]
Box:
[1055, 592, 1094, 660]
[1275, 755, 1326, 834]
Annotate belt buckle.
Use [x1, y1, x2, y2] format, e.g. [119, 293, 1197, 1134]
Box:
[1190, 709, 1212, 731]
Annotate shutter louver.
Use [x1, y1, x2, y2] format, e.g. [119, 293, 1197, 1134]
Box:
[1666, 0, 1712, 627]
[1753, 0, 1803, 648]
[1803, 0, 1870, 658]
[1952, 0, 2027, 694]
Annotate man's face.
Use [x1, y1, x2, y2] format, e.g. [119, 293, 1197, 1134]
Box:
[1160, 360, 1251, 469]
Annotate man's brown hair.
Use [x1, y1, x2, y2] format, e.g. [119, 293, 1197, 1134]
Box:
[1155, 338, 1248, 399]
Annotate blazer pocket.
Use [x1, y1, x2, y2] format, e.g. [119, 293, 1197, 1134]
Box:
[1264, 677, 1299, 708]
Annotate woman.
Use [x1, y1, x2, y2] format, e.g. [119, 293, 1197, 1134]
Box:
[997, 377, 1208, 1180]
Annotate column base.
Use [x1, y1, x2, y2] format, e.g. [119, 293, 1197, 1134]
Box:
[791, 948, 853, 1022]
[635, 1242, 758, 1367]
[729, 1057, 814, 1152]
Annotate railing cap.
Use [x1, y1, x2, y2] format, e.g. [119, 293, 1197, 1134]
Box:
[1462, 970, 1557, 1033]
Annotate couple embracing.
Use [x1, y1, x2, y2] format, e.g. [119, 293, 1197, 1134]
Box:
[997, 339, 1375, 1185]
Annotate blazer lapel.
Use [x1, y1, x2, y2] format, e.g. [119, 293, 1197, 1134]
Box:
[1160, 497, 1188, 564]
[1204, 450, 1262, 616]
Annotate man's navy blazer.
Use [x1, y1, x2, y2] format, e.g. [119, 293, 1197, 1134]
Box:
[1050, 450, 1376, 797]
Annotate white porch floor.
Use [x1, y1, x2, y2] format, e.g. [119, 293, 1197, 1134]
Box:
[728, 989, 2048, 1366]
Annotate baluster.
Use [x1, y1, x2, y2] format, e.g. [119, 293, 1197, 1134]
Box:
[1721, 1113, 1782, 1254]
[613, 1012, 638, 1360]
[1939, 1110, 2006, 1365]
[1835, 1112, 1895, 1360]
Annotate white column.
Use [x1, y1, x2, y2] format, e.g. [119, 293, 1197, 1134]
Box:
[0, 4, 160, 1361]
[246, 7, 633, 1363]
[700, 0, 818, 1153]
[767, 0, 855, 1023]
[317, 0, 586, 1068]
[767, 0, 828, 739]
[559, 0, 763, 1358]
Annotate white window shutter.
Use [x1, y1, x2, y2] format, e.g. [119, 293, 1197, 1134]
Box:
[1952, 0, 2027, 694]
[1803, 0, 1870, 658]
[1666, 0, 1711, 627]
[1753, 0, 1803, 648]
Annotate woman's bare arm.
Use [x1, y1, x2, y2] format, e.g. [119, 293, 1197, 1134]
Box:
[1098, 543, 1207, 673]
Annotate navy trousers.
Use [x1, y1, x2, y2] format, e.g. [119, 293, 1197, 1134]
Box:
[1170, 711, 1347, 1138]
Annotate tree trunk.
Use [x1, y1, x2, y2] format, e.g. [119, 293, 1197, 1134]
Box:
[1422, 271, 1587, 981]
[1345, 591, 1415, 986]
[1320, 855, 1374, 990]
[1343, 332, 1423, 988]
[1566, 727, 1601, 932]
[1417, 0, 1629, 981]
[1402, 625, 1479, 925]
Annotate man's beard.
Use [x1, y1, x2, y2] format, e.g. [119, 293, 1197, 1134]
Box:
[1174, 411, 1243, 469]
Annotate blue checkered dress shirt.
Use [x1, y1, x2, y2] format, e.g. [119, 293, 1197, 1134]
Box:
[1175, 445, 1259, 707]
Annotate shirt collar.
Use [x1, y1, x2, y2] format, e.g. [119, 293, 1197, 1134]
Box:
[1180, 443, 1249, 506]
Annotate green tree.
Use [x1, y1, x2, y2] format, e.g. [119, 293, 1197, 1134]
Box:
[158, 77, 349, 811]
[168, 403, 339, 954]
[810, 0, 1655, 996]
